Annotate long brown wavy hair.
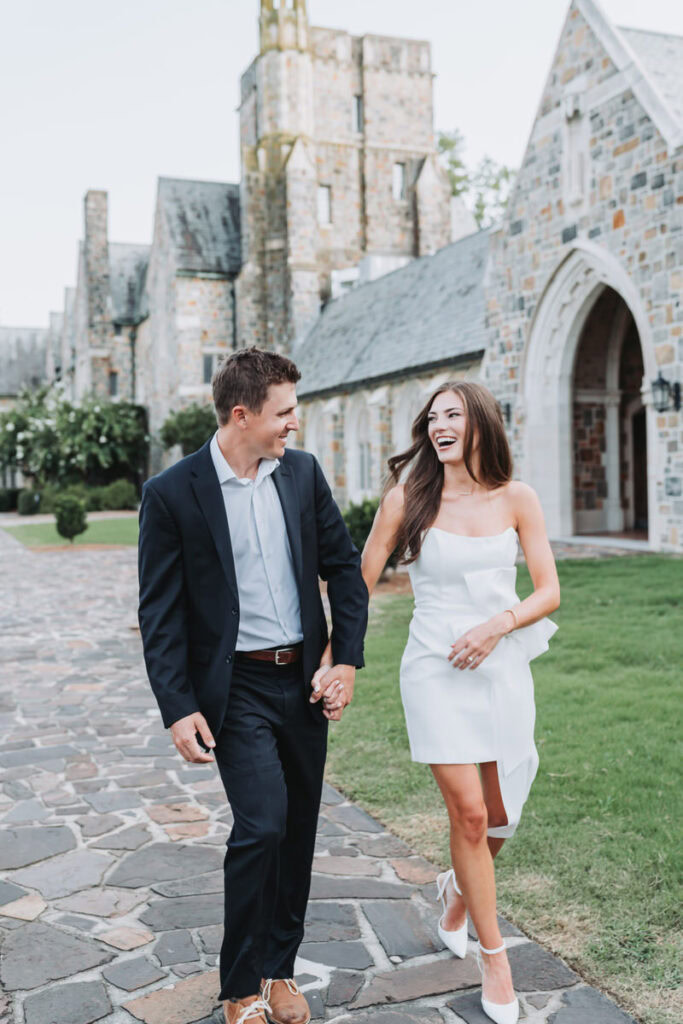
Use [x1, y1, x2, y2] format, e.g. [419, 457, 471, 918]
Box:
[385, 381, 513, 564]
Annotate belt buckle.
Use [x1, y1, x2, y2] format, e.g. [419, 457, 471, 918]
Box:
[274, 647, 290, 665]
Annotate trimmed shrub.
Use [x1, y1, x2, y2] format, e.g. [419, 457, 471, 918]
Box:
[161, 403, 217, 456]
[17, 490, 41, 516]
[342, 497, 398, 568]
[99, 479, 138, 511]
[54, 495, 88, 544]
[0, 488, 13, 512]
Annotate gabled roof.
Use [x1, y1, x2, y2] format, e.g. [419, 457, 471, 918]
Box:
[0, 327, 49, 397]
[297, 229, 490, 398]
[574, 1, 683, 150]
[158, 178, 241, 276]
[109, 243, 150, 325]
[618, 27, 683, 138]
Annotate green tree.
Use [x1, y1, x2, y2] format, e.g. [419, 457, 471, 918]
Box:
[437, 130, 515, 228]
[160, 403, 217, 456]
[436, 128, 469, 197]
[54, 495, 88, 544]
[470, 155, 514, 229]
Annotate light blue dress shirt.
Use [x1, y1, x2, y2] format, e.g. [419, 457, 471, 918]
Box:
[209, 432, 303, 651]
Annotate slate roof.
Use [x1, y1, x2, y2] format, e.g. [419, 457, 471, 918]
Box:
[158, 178, 241, 276]
[297, 229, 490, 398]
[0, 328, 49, 397]
[619, 28, 683, 135]
[109, 243, 150, 325]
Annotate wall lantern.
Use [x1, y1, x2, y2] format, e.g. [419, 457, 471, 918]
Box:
[651, 372, 681, 413]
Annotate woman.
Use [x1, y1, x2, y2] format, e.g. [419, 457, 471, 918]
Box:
[323, 381, 559, 1024]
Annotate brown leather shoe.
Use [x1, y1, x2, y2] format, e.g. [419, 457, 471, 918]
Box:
[260, 978, 311, 1024]
[224, 994, 271, 1024]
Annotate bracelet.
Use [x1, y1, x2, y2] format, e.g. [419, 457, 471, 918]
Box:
[503, 607, 519, 633]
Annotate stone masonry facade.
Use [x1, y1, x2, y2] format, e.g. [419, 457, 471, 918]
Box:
[3, 0, 682, 549]
[237, 1, 451, 351]
[480, 0, 683, 549]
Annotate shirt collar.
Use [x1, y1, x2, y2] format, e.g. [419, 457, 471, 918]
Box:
[210, 432, 279, 487]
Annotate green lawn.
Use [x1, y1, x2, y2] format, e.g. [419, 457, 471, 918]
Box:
[326, 556, 682, 1024]
[1, 517, 139, 547]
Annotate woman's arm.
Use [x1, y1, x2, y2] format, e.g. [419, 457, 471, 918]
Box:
[361, 484, 405, 596]
[508, 481, 560, 627]
[449, 482, 560, 670]
[315, 485, 405, 703]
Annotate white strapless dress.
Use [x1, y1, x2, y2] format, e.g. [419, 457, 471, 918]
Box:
[399, 527, 557, 838]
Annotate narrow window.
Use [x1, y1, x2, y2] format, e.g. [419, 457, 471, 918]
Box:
[357, 408, 372, 493]
[317, 184, 332, 225]
[392, 163, 406, 201]
[108, 371, 118, 397]
[203, 354, 214, 385]
[353, 94, 363, 133]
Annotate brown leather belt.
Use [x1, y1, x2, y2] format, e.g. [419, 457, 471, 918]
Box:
[236, 644, 303, 666]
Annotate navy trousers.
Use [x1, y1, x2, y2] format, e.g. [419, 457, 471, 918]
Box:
[215, 656, 328, 1001]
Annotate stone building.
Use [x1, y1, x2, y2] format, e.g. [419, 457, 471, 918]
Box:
[46, 0, 452, 470]
[5, 0, 682, 549]
[0, 328, 49, 414]
[295, 0, 683, 552]
[237, 0, 452, 350]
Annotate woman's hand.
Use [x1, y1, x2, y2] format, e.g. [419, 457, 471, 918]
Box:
[448, 612, 513, 670]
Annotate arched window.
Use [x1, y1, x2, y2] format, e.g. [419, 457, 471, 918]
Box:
[392, 383, 424, 457]
[345, 396, 374, 502]
[304, 405, 327, 466]
[358, 407, 371, 493]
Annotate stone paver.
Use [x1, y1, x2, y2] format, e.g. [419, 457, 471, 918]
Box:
[23, 980, 112, 1024]
[0, 532, 637, 1023]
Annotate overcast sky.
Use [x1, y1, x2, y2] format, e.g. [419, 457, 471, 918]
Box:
[2, 0, 682, 328]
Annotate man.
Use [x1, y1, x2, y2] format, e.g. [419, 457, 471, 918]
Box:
[138, 348, 368, 1024]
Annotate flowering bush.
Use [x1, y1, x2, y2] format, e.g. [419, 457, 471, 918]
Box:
[0, 386, 149, 487]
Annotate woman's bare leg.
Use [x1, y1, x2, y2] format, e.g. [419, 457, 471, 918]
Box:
[440, 761, 508, 928]
[431, 763, 514, 1005]
[481, 760, 508, 860]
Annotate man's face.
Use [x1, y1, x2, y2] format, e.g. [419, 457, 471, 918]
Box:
[242, 381, 299, 459]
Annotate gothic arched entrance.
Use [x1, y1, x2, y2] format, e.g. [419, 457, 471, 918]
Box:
[521, 242, 658, 546]
[571, 287, 647, 537]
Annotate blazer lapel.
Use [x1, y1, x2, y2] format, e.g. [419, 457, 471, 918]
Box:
[190, 443, 238, 600]
[273, 459, 304, 599]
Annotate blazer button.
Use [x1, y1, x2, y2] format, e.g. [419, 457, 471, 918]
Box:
[231, 608, 238, 616]
[225, 654, 232, 664]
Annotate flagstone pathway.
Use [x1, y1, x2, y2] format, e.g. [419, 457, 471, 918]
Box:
[0, 531, 636, 1024]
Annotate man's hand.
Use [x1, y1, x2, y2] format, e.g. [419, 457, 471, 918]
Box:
[170, 712, 216, 763]
[310, 664, 356, 721]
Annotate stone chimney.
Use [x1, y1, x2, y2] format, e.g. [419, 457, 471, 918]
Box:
[84, 190, 110, 350]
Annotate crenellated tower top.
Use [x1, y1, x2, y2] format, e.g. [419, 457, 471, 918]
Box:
[259, 0, 309, 54]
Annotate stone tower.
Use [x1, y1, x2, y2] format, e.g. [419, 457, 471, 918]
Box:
[236, 0, 451, 351]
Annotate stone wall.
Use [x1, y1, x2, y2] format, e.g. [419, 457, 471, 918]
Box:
[237, 11, 451, 352]
[297, 361, 480, 507]
[483, 0, 683, 549]
[136, 198, 231, 471]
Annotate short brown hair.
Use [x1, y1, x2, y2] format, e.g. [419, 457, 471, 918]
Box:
[212, 347, 301, 425]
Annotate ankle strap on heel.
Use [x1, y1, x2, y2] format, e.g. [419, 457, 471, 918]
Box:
[479, 941, 506, 956]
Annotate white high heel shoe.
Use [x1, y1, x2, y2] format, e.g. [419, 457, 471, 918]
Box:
[435, 868, 468, 958]
[477, 941, 519, 1024]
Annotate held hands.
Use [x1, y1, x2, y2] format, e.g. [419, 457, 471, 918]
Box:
[448, 612, 514, 671]
[310, 662, 356, 721]
[170, 712, 216, 763]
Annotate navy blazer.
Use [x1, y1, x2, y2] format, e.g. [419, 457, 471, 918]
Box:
[137, 441, 369, 734]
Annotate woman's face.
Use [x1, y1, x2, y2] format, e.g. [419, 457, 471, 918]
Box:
[426, 389, 470, 465]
